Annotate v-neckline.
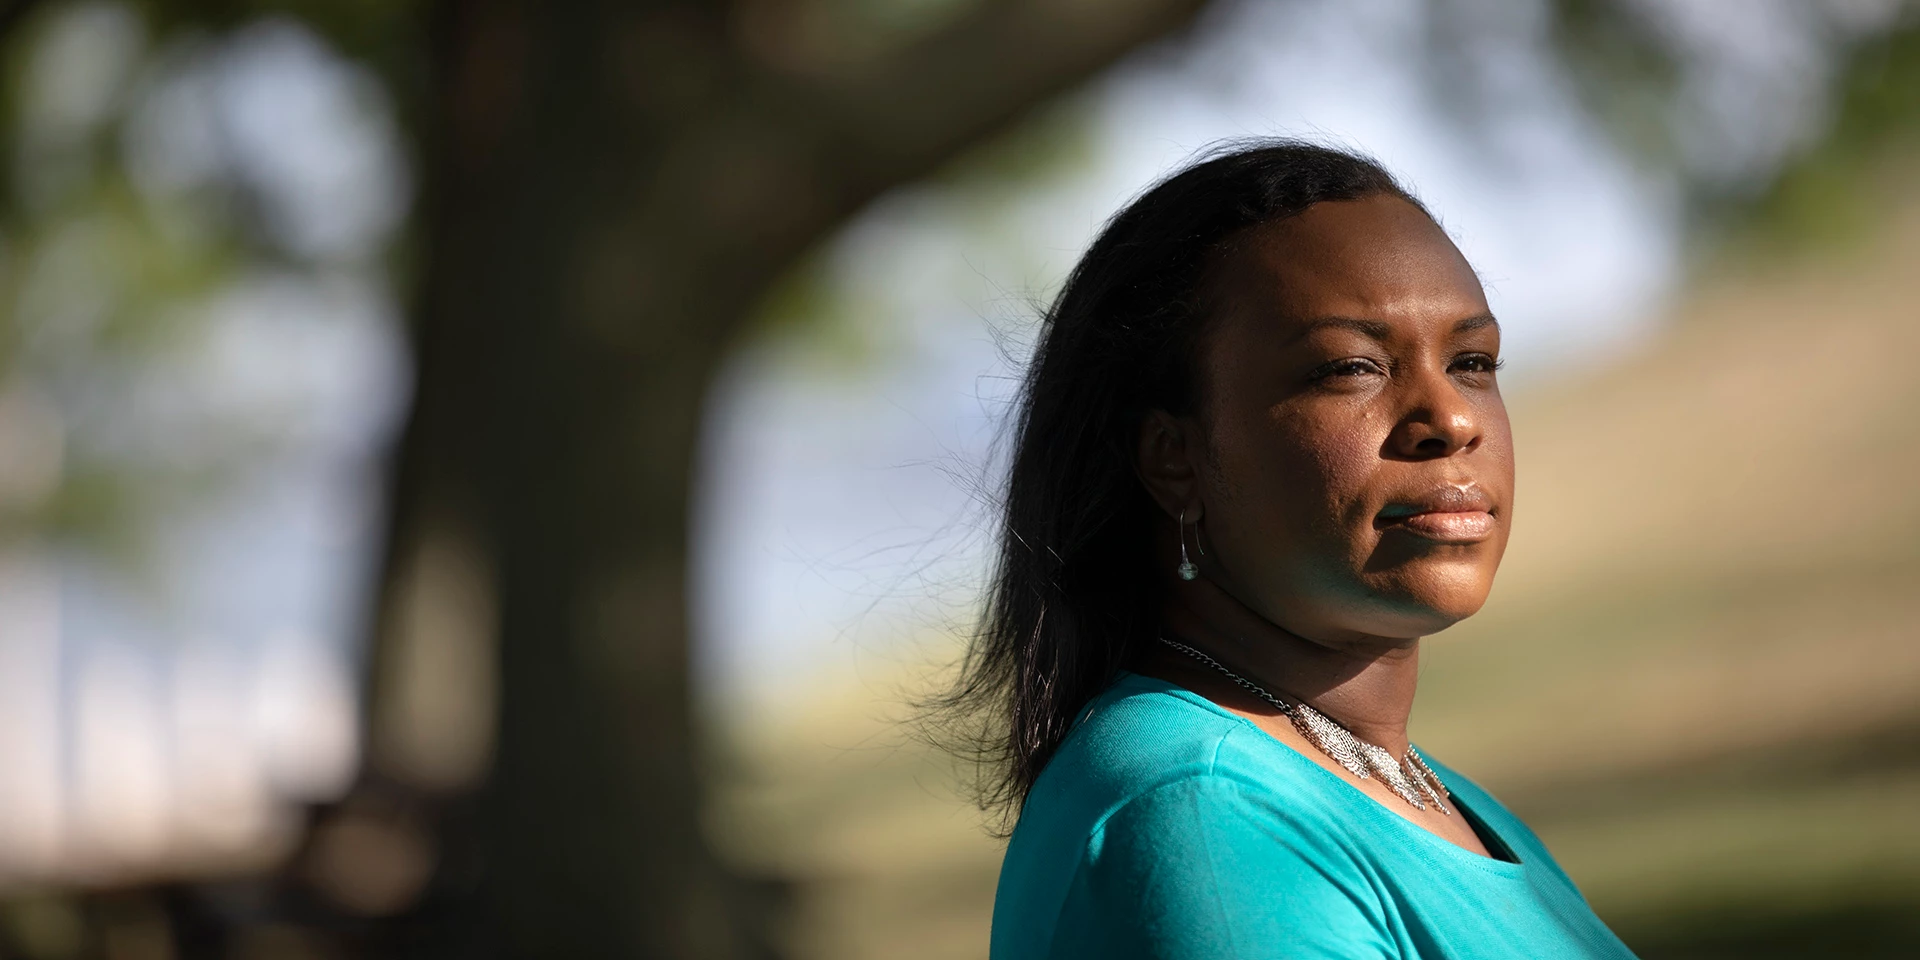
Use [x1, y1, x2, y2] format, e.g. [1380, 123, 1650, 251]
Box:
[1114, 670, 1527, 871]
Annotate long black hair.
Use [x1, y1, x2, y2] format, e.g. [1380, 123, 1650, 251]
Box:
[935, 139, 1427, 824]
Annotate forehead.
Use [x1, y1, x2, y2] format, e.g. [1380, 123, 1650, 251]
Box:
[1207, 194, 1487, 327]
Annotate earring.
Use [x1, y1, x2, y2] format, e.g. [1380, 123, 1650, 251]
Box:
[1177, 509, 1199, 581]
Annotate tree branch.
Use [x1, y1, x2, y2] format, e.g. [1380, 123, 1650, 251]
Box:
[0, 0, 41, 47]
[807, 0, 1209, 206]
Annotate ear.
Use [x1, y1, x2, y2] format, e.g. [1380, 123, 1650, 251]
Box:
[1135, 409, 1204, 523]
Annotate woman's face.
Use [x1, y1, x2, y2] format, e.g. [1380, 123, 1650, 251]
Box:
[1169, 194, 1513, 642]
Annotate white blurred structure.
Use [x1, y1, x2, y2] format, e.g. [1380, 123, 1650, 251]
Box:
[0, 8, 407, 887]
[0, 556, 65, 884]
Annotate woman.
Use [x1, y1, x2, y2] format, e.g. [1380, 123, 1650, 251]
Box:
[948, 142, 1639, 958]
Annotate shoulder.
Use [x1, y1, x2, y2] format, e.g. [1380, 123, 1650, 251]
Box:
[994, 676, 1371, 897]
[997, 673, 1308, 891]
[992, 675, 1392, 959]
[1024, 672, 1314, 823]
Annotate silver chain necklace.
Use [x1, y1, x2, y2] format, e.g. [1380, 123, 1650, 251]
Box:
[1158, 636, 1451, 814]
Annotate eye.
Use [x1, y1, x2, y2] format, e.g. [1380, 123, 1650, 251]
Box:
[1309, 357, 1387, 381]
[1450, 353, 1503, 375]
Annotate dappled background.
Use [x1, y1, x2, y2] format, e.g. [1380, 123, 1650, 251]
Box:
[0, 0, 1915, 957]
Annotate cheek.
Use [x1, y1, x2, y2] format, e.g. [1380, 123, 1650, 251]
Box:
[1210, 405, 1389, 545]
[1283, 405, 1394, 536]
[1489, 409, 1517, 485]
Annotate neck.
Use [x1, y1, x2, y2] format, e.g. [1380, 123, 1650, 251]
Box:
[1159, 579, 1422, 755]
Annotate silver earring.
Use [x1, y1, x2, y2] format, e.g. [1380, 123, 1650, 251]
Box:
[1177, 509, 1199, 581]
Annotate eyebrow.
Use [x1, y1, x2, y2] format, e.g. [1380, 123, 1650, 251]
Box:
[1298, 316, 1395, 340]
[1295, 314, 1500, 340]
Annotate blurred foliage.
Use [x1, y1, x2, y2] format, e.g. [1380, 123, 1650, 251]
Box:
[1541, 0, 1920, 247]
[1723, 14, 1920, 256]
[748, 94, 1098, 374]
[0, 2, 240, 558]
[734, 0, 978, 76]
[0, 0, 402, 578]
[126, 0, 415, 65]
[750, 248, 899, 373]
[1539, 0, 1683, 166]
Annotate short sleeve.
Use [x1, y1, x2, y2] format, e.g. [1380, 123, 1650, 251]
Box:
[1048, 775, 1398, 960]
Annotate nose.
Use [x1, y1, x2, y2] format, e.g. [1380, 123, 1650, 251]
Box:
[1386, 373, 1482, 460]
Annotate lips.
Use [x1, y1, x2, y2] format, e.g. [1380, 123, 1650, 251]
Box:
[1377, 484, 1498, 544]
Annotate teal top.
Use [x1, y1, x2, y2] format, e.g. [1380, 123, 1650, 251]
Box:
[989, 672, 1638, 959]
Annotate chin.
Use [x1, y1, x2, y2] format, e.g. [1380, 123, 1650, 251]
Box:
[1356, 563, 1496, 637]
[1348, 604, 1473, 641]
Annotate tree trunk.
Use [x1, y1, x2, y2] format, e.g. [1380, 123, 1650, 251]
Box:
[371, 0, 1207, 956]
